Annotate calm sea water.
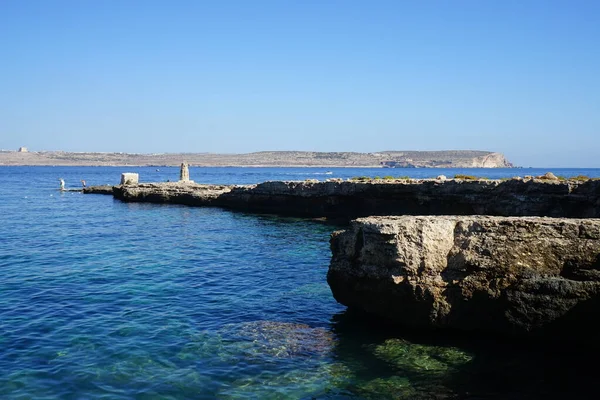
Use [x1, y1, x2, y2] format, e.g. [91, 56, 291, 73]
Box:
[1, 166, 599, 399]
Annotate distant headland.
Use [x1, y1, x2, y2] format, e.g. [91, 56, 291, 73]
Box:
[0, 149, 514, 168]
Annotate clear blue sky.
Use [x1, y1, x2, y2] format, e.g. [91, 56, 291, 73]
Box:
[1, 0, 598, 167]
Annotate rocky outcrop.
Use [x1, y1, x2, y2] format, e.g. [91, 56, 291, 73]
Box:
[472, 152, 512, 168]
[380, 151, 513, 168]
[89, 178, 600, 342]
[113, 182, 231, 206]
[83, 185, 114, 194]
[328, 216, 600, 340]
[107, 178, 600, 220]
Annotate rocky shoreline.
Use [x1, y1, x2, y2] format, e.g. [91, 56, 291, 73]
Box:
[86, 176, 600, 342]
[328, 216, 600, 342]
[91, 177, 600, 220]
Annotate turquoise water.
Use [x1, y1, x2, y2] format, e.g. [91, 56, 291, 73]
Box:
[1, 166, 599, 399]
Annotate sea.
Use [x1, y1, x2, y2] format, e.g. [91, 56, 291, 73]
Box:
[1, 166, 599, 399]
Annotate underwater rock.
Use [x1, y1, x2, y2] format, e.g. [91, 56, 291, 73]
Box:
[217, 363, 352, 399]
[371, 338, 473, 375]
[218, 320, 336, 359]
[328, 216, 600, 341]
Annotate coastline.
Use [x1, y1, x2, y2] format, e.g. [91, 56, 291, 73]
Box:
[0, 149, 515, 168]
[0, 163, 394, 168]
[86, 176, 600, 344]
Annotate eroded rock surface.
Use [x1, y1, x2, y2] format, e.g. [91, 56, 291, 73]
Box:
[83, 185, 114, 195]
[107, 179, 600, 220]
[113, 182, 231, 206]
[218, 320, 335, 358]
[328, 216, 600, 340]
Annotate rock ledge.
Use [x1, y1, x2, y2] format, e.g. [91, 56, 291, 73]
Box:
[328, 215, 600, 341]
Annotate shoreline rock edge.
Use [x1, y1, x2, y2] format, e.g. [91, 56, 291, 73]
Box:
[327, 215, 600, 342]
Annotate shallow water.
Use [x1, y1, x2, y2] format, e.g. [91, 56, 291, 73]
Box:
[1, 166, 599, 399]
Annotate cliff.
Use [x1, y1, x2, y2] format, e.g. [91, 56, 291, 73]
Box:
[378, 151, 512, 168]
[328, 216, 600, 341]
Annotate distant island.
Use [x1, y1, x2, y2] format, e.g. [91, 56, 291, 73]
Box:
[0, 149, 513, 168]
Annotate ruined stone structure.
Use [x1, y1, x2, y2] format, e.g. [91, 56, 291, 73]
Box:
[120, 173, 139, 185]
[179, 162, 190, 182]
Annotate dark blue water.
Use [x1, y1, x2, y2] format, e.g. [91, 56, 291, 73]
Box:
[1, 166, 599, 399]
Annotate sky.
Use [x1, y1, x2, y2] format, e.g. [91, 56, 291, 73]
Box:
[1, 0, 598, 167]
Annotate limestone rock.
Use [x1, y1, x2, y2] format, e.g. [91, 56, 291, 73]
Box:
[436, 175, 447, 181]
[114, 182, 231, 205]
[179, 162, 191, 182]
[538, 172, 559, 180]
[112, 179, 600, 220]
[120, 173, 139, 185]
[328, 215, 600, 341]
[471, 152, 512, 168]
[83, 185, 114, 195]
[217, 320, 335, 358]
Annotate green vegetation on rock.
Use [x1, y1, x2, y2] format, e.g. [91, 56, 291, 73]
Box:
[371, 338, 473, 375]
[570, 175, 590, 181]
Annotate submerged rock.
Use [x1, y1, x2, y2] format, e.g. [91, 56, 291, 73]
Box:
[328, 216, 600, 341]
[371, 338, 473, 375]
[218, 320, 336, 359]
